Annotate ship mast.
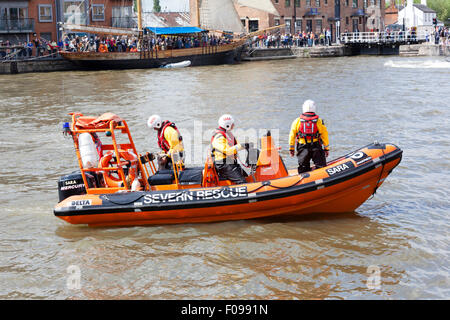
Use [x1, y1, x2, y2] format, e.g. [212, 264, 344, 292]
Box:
[136, 0, 143, 31]
[196, 0, 201, 28]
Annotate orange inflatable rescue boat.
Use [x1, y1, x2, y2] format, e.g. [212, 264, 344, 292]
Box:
[54, 112, 402, 227]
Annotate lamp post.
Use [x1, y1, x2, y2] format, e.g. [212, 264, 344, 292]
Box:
[336, 19, 341, 44]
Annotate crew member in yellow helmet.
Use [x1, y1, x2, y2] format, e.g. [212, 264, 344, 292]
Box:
[211, 114, 248, 184]
[147, 114, 184, 170]
[289, 100, 330, 174]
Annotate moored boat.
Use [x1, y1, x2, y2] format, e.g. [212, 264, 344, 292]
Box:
[59, 41, 244, 70]
[58, 0, 282, 71]
[54, 112, 402, 227]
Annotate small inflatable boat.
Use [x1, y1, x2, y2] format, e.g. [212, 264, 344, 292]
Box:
[161, 60, 191, 69]
[54, 113, 402, 227]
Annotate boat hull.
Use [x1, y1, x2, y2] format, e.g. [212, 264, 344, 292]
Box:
[54, 143, 402, 227]
[59, 45, 244, 70]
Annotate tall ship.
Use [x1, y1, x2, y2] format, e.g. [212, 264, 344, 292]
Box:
[59, 0, 279, 70]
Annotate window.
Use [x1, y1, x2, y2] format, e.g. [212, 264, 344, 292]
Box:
[364, 0, 367, 8]
[325, 0, 328, 5]
[40, 32, 52, 41]
[315, 0, 320, 6]
[295, 0, 301, 7]
[306, 19, 312, 32]
[64, 1, 87, 24]
[345, 0, 349, 6]
[285, 0, 291, 7]
[346, 16, 349, 24]
[241, 19, 246, 27]
[112, 6, 135, 28]
[352, 0, 357, 8]
[249, 20, 259, 32]
[285, 19, 291, 33]
[295, 19, 302, 33]
[370, 0, 375, 5]
[92, 4, 104, 21]
[352, 18, 359, 31]
[315, 19, 322, 33]
[274, 18, 280, 26]
[38, 5, 52, 22]
[306, 0, 311, 7]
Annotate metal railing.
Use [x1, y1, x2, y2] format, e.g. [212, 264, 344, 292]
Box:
[340, 31, 428, 44]
[0, 18, 34, 33]
[111, 17, 137, 29]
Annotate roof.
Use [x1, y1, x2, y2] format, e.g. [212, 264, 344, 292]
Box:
[145, 26, 205, 35]
[413, 4, 436, 13]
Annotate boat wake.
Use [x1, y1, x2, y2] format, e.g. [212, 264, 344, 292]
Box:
[384, 59, 450, 69]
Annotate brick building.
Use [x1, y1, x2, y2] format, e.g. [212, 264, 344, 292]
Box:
[385, 1, 399, 26]
[235, 0, 386, 41]
[0, 0, 135, 44]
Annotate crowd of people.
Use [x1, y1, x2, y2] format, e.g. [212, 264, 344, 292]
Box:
[62, 33, 232, 53]
[0, 33, 233, 59]
[0, 37, 59, 60]
[430, 26, 449, 46]
[250, 29, 333, 48]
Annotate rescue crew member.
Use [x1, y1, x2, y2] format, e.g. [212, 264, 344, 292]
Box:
[289, 100, 330, 174]
[211, 114, 248, 184]
[147, 114, 184, 170]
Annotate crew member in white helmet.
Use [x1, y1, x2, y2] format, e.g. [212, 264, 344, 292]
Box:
[210, 114, 249, 184]
[288, 100, 330, 174]
[147, 114, 184, 170]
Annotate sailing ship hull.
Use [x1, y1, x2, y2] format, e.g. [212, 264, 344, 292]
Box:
[59, 44, 244, 70]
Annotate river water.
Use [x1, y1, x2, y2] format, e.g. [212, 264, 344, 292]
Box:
[0, 56, 449, 299]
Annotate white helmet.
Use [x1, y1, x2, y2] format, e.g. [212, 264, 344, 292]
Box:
[218, 114, 234, 131]
[147, 114, 162, 129]
[302, 100, 317, 114]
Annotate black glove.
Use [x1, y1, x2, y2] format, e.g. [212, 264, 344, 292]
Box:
[243, 143, 250, 150]
[147, 152, 156, 161]
[139, 152, 155, 164]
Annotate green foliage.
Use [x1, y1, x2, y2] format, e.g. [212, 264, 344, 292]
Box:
[153, 0, 162, 13]
[427, 0, 450, 25]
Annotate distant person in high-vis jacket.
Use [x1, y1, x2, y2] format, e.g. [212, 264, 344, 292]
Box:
[147, 114, 184, 170]
[289, 100, 330, 174]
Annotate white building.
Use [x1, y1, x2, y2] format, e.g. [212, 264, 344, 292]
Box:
[398, 0, 437, 32]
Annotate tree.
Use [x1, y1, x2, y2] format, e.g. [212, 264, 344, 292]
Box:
[427, 0, 450, 25]
[153, 0, 162, 13]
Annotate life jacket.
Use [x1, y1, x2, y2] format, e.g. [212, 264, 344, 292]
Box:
[211, 127, 237, 148]
[297, 112, 320, 143]
[157, 120, 181, 153]
[210, 127, 237, 159]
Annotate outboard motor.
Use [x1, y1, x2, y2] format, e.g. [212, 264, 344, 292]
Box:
[58, 171, 96, 202]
